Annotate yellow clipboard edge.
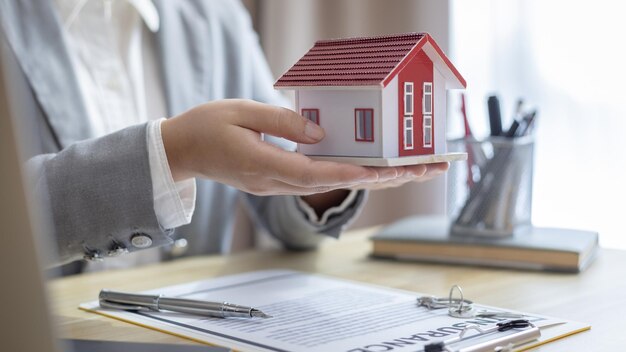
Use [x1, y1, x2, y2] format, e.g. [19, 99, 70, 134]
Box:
[78, 306, 240, 351]
[517, 325, 591, 352]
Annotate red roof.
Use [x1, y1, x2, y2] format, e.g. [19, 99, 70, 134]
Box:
[274, 32, 466, 89]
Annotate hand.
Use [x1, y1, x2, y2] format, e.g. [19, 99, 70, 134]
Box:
[161, 99, 448, 196]
[161, 99, 378, 195]
[301, 162, 449, 214]
[349, 161, 450, 191]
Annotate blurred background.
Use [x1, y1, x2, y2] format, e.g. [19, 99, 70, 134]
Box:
[242, 0, 626, 249]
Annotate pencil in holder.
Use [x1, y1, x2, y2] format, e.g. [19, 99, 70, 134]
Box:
[447, 136, 535, 237]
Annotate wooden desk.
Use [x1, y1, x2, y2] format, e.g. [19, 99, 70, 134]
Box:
[50, 227, 626, 350]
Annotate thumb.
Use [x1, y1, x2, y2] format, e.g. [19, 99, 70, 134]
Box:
[233, 100, 325, 144]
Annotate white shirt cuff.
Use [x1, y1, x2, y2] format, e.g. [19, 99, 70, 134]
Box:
[146, 118, 196, 229]
[296, 190, 359, 226]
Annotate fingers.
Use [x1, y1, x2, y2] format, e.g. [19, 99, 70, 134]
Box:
[249, 141, 381, 187]
[427, 162, 450, 173]
[252, 164, 439, 195]
[415, 162, 449, 182]
[348, 163, 449, 190]
[258, 161, 449, 195]
[236, 123, 450, 193]
[402, 164, 428, 177]
[230, 99, 325, 144]
[245, 178, 363, 196]
[249, 138, 450, 189]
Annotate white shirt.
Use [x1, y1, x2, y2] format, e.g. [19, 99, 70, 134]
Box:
[54, 0, 195, 231]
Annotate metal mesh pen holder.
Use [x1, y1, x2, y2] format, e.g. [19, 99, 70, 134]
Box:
[448, 136, 534, 237]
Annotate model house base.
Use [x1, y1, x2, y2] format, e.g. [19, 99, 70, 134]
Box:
[308, 152, 467, 167]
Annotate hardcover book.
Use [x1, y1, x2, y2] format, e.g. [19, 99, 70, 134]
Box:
[371, 216, 598, 272]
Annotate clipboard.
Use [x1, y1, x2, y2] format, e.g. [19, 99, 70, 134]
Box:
[79, 270, 590, 352]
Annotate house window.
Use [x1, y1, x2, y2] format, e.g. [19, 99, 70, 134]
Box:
[403, 82, 415, 151]
[404, 82, 414, 115]
[404, 116, 414, 149]
[422, 82, 433, 148]
[423, 82, 433, 114]
[355, 108, 374, 142]
[301, 109, 319, 125]
[423, 115, 432, 147]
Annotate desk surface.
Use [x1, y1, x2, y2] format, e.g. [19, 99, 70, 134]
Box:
[50, 227, 626, 350]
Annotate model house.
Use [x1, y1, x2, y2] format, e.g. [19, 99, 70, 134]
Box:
[274, 32, 467, 166]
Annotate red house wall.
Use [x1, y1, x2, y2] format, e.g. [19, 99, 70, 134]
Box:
[397, 50, 434, 156]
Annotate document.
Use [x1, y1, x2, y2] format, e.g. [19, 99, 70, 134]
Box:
[80, 270, 589, 352]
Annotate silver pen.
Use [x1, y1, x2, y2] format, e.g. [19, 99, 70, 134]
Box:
[98, 289, 272, 319]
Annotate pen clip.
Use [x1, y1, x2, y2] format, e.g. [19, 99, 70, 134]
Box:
[99, 299, 152, 312]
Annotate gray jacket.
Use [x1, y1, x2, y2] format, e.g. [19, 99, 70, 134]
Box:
[0, 0, 365, 267]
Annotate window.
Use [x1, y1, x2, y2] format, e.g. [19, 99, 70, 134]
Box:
[423, 115, 432, 147]
[355, 109, 374, 142]
[452, 0, 626, 248]
[422, 82, 433, 148]
[403, 82, 415, 150]
[423, 82, 432, 114]
[404, 116, 414, 149]
[301, 109, 319, 125]
[404, 82, 414, 115]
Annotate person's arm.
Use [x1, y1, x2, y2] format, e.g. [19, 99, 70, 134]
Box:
[27, 123, 174, 265]
[160, 99, 449, 250]
[223, 2, 367, 247]
[156, 0, 448, 250]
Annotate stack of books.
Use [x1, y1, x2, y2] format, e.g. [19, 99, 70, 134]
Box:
[371, 216, 598, 272]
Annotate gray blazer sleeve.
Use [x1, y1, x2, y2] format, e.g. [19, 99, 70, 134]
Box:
[27, 123, 172, 264]
[245, 191, 368, 250]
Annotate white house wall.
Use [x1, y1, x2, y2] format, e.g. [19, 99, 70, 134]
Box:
[434, 67, 447, 154]
[297, 89, 382, 157]
[381, 76, 399, 158]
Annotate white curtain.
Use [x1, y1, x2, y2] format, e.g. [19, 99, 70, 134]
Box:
[450, 0, 626, 248]
[244, 0, 454, 228]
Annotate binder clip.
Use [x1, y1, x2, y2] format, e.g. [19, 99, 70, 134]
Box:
[423, 319, 540, 352]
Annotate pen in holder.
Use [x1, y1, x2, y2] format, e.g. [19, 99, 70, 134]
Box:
[447, 136, 535, 237]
